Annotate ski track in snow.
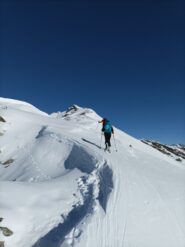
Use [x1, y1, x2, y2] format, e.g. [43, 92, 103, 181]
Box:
[140, 173, 184, 243]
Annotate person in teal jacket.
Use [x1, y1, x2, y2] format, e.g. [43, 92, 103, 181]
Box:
[99, 118, 114, 151]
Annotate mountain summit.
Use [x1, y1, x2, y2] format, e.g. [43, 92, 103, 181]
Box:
[0, 98, 185, 247]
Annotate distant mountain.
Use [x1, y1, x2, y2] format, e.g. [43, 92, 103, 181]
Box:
[141, 140, 185, 162]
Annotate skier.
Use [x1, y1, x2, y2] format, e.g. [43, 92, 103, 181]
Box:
[98, 118, 114, 152]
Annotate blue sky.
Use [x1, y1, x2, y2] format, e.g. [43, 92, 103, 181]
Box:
[0, 0, 184, 144]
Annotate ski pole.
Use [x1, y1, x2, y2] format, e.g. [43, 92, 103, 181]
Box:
[113, 134, 118, 152]
[100, 132, 102, 149]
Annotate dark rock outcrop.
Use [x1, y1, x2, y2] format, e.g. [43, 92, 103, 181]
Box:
[2, 159, 14, 166]
[0, 227, 13, 237]
[0, 116, 6, 123]
[142, 140, 185, 160]
[0, 241, 5, 247]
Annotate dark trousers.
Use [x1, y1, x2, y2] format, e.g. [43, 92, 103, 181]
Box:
[104, 132, 111, 147]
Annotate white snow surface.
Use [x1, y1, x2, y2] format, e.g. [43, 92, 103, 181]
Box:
[0, 98, 185, 247]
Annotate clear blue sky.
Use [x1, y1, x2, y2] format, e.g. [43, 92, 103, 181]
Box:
[0, 0, 184, 144]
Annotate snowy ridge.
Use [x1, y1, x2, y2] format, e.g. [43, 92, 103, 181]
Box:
[0, 99, 113, 247]
[0, 97, 48, 116]
[0, 97, 185, 247]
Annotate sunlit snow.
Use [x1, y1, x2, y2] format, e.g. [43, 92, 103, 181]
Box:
[0, 98, 185, 247]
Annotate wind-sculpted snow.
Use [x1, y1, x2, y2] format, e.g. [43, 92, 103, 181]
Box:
[64, 145, 96, 174]
[64, 143, 113, 211]
[0, 107, 113, 246]
[32, 142, 113, 247]
[32, 179, 94, 247]
[65, 144, 113, 211]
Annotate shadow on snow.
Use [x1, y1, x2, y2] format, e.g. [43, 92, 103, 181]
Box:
[82, 138, 101, 150]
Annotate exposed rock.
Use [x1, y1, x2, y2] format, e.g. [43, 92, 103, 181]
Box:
[142, 140, 185, 160]
[0, 227, 13, 237]
[66, 105, 79, 113]
[0, 218, 3, 222]
[0, 241, 5, 247]
[0, 116, 6, 123]
[63, 105, 79, 117]
[176, 158, 182, 162]
[2, 159, 14, 166]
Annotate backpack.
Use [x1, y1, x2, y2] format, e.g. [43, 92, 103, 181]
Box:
[104, 121, 112, 133]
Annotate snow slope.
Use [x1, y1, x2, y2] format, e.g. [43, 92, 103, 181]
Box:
[0, 98, 185, 247]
